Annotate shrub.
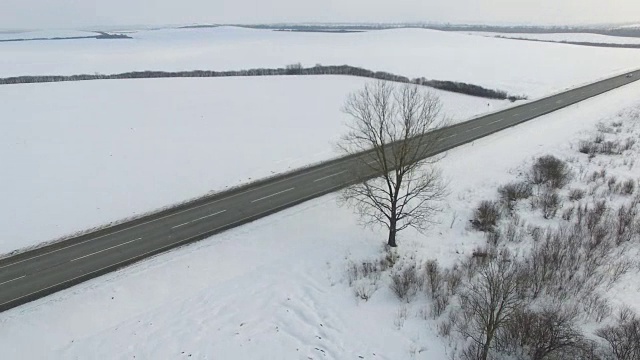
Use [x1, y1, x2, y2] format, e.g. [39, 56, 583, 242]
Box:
[586, 200, 608, 232]
[596, 317, 640, 360]
[423, 259, 443, 297]
[621, 179, 635, 195]
[621, 138, 636, 151]
[498, 181, 533, 210]
[608, 176, 618, 191]
[568, 188, 586, 201]
[431, 293, 449, 318]
[600, 140, 621, 155]
[354, 281, 378, 301]
[390, 264, 420, 302]
[579, 140, 598, 155]
[497, 307, 586, 360]
[444, 266, 463, 296]
[562, 206, 575, 221]
[458, 260, 522, 360]
[471, 200, 501, 232]
[615, 204, 637, 243]
[485, 228, 502, 245]
[540, 191, 561, 219]
[530, 155, 571, 189]
[346, 258, 387, 286]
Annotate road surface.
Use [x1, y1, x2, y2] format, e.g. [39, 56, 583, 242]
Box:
[1, 70, 638, 312]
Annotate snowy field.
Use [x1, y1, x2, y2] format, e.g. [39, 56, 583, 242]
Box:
[1, 26, 640, 97]
[466, 31, 640, 45]
[0, 75, 509, 255]
[2, 78, 640, 360]
[0, 29, 97, 41]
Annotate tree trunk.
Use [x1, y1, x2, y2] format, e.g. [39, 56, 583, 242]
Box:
[388, 217, 398, 247]
[481, 332, 493, 360]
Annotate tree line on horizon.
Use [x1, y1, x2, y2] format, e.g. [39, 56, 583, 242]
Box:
[0, 64, 525, 101]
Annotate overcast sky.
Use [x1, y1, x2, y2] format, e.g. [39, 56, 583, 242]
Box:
[1, 0, 638, 30]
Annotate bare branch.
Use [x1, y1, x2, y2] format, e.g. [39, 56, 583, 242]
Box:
[338, 80, 448, 247]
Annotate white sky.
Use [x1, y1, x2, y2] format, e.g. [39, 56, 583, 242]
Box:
[0, 0, 638, 30]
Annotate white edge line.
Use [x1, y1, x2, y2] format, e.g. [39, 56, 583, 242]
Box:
[250, 187, 295, 203]
[0, 275, 26, 287]
[0, 184, 347, 309]
[171, 210, 227, 229]
[313, 171, 346, 182]
[70, 238, 141, 262]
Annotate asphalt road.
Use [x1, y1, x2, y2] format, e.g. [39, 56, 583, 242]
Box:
[1, 70, 638, 312]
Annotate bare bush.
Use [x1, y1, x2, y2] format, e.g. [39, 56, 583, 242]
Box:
[615, 204, 638, 244]
[569, 188, 586, 201]
[431, 293, 450, 318]
[346, 255, 392, 286]
[621, 138, 636, 151]
[390, 264, 421, 302]
[484, 228, 502, 245]
[562, 206, 575, 221]
[608, 176, 618, 191]
[579, 136, 627, 156]
[601, 141, 621, 155]
[423, 259, 443, 297]
[504, 217, 524, 242]
[458, 260, 522, 360]
[530, 155, 571, 189]
[621, 179, 635, 195]
[518, 222, 615, 301]
[539, 191, 561, 219]
[393, 305, 408, 329]
[604, 258, 634, 287]
[498, 181, 533, 211]
[438, 318, 454, 338]
[596, 316, 640, 360]
[582, 293, 612, 323]
[354, 281, 378, 301]
[497, 306, 586, 360]
[579, 139, 600, 155]
[618, 306, 635, 323]
[471, 201, 501, 232]
[444, 266, 463, 296]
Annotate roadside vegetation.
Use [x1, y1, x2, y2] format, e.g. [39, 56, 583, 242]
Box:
[343, 105, 640, 359]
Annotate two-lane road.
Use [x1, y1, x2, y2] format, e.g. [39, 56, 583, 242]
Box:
[1, 70, 638, 312]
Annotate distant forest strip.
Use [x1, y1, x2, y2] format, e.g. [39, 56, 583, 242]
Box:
[494, 35, 640, 49]
[239, 24, 640, 39]
[0, 32, 132, 43]
[0, 64, 526, 101]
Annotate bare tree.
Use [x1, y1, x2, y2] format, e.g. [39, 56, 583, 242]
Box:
[339, 81, 448, 247]
[458, 260, 522, 360]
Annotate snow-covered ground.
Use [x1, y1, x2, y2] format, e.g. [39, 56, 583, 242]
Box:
[0, 29, 97, 41]
[0, 75, 509, 255]
[467, 31, 640, 45]
[2, 75, 640, 360]
[1, 26, 640, 97]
